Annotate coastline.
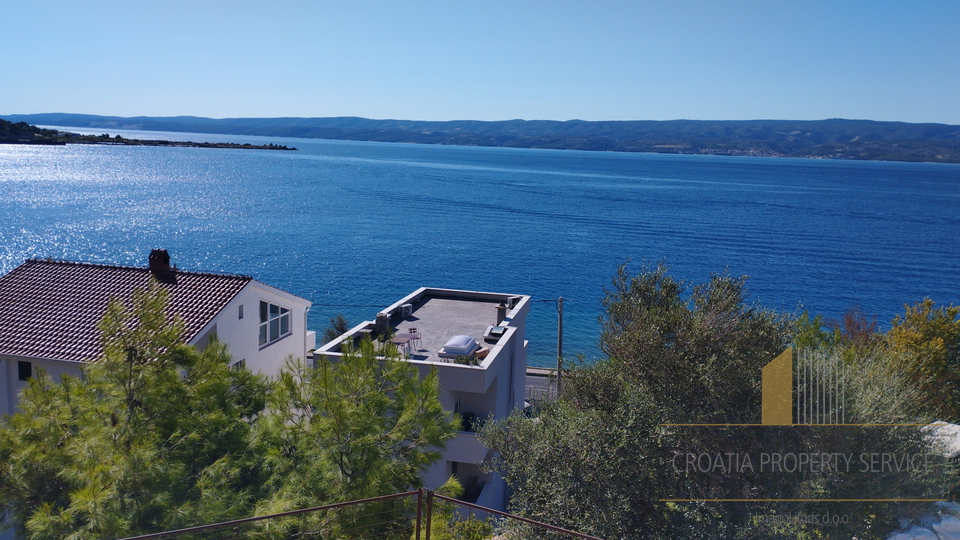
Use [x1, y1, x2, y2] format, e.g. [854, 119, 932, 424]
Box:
[6, 113, 959, 164]
[0, 137, 297, 151]
[0, 119, 297, 150]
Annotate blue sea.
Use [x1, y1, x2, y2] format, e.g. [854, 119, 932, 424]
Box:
[1, 127, 958, 367]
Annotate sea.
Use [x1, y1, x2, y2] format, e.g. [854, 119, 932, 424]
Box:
[1, 127, 958, 367]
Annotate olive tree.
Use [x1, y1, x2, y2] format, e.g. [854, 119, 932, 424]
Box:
[482, 263, 943, 539]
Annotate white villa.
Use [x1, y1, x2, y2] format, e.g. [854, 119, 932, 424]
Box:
[0, 252, 535, 518]
[0, 250, 315, 418]
[315, 287, 530, 512]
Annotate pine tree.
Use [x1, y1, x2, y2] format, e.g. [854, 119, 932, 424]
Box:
[0, 280, 267, 539]
[249, 339, 457, 537]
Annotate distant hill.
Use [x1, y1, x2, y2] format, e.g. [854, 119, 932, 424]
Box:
[5, 113, 960, 163]
[0, 118, 63, 144]
[0, 118, 294, 150]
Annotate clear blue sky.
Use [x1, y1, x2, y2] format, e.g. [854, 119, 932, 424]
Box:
[2, 0, 958, 124]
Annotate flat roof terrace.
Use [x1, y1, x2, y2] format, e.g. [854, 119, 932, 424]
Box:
[317, 288, 528, 368]
[398, 296, 502, 363]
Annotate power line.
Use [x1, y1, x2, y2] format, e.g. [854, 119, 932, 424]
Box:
[315, 299, 572, 308]
[310, 303, 387, 308]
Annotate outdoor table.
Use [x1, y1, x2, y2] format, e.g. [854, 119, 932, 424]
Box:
[391, 333, 414, 355]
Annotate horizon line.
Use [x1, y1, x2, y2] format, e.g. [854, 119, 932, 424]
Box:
[4, 112, 959, 127]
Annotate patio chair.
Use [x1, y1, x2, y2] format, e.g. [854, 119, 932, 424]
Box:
[408, 327, 423, 350]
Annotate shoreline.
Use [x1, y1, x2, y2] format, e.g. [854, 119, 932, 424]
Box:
[0, 137, 297, 151]
[6, 113, 958, 164]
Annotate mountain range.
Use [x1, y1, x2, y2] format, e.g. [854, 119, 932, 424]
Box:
[4, 113, 960, 163]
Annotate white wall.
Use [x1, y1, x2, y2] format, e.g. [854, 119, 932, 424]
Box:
[0, 358, 84, 540]
[416, 303, 529, 510]
[502, 297, 530, 413]
[190, 281, 311, 378]
[2, 281, 311, 419]
[313, 289, 530, 512]
[2, 356, 85, 417]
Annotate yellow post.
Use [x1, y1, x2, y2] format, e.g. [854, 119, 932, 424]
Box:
[762, 348, 793, 425]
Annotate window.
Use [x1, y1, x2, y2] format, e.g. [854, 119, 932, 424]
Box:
[231, 359, 246, 371]
[239, 304, 244, 319]
[259, 301, 291, 346]
[17, 361, 32, 381]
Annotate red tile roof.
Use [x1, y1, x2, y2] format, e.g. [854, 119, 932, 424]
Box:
[0, 259, 252, 363]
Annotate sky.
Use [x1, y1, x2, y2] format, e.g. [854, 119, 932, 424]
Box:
[2, 1, 959, 124]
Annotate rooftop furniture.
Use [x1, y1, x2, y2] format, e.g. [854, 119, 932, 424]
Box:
[391, 333, 415, 356]
[408, 327, 423, 350]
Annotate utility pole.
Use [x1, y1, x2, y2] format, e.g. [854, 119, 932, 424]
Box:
[556, 296, 563, 396]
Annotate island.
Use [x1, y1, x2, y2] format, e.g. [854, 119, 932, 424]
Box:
[0, 119, 297, 151]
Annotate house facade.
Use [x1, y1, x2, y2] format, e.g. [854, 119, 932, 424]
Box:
[0, 251, 314, 418]
[315, 287, 530, 512]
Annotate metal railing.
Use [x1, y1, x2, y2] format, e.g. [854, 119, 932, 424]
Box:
[117, 488, 604, 540]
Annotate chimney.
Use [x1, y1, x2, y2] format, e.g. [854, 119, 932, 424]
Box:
[496, 303, 508, 325]
[148, 249, 176, 283]
[375, 312, 392, 334]
[149, 249, 171, 271]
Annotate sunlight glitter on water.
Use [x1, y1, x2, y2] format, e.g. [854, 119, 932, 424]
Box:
[2, 133, 958, 366]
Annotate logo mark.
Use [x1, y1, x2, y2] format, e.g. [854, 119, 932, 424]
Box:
[761, 348, 793, 425]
